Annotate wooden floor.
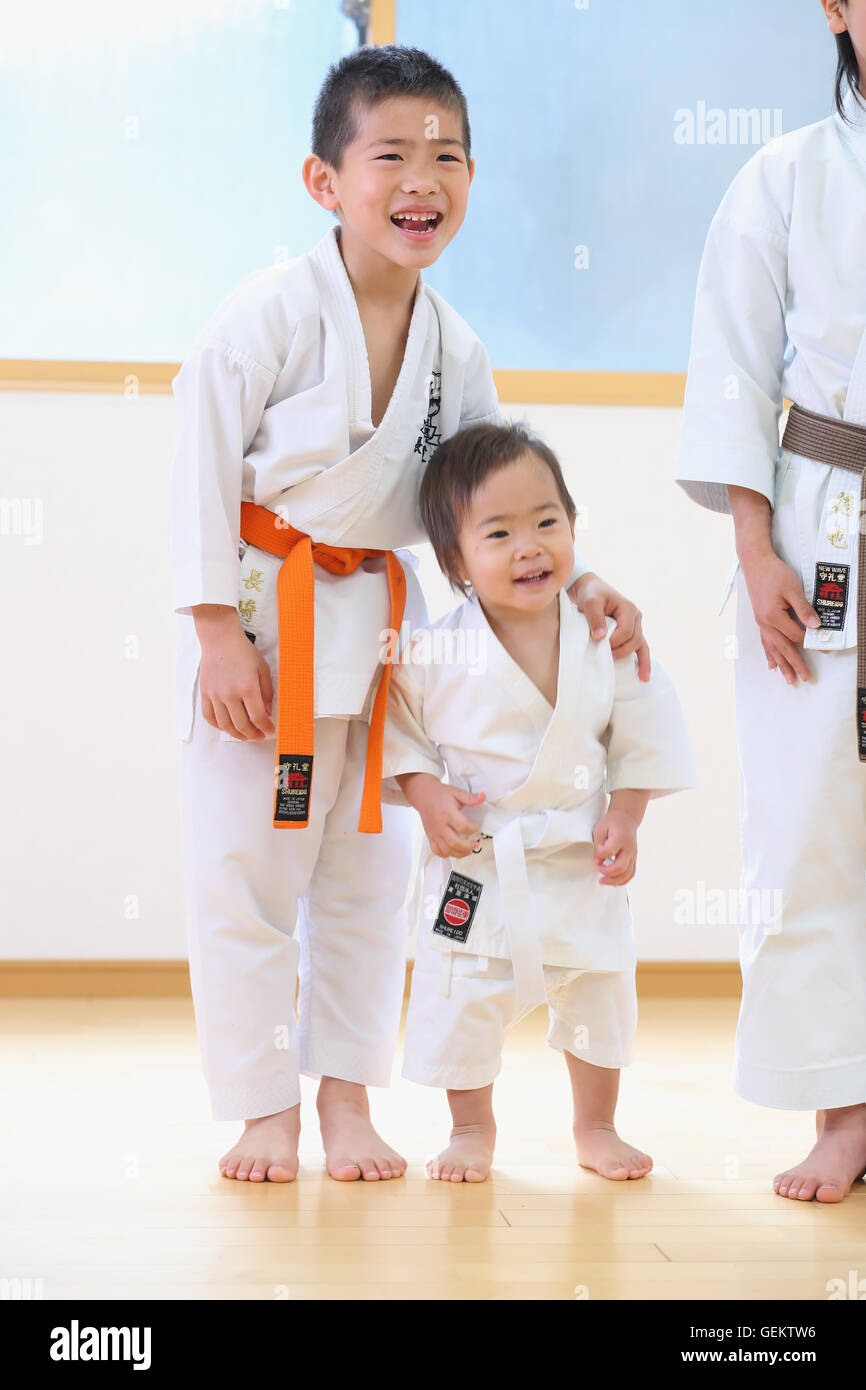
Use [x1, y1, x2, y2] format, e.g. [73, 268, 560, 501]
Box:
[2, 995, 864, 1301]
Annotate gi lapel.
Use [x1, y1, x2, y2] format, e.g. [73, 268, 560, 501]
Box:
[462, 586, 563, 740]
[320, 225, 429, 432]
[291, 227, 432, 533]
[482, 589, 592, 814]
[844, 321, 866, 428]
[474, 590, 597, 1007]
[804, 322, 866, 650]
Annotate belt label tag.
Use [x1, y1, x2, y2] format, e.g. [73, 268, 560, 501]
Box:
[275, 755, 313, 823]
[813, 562, 850, 630]
[432, 869, 483, 944]
[859, 691, 866, 759]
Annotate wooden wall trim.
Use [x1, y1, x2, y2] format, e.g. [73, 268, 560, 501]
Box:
[0, 361, 687, 406]
[0, 960, 740, 997]
[369, 0, 397, 45]
[0, 361, 174, 394]
[494, 370, 685, 407]
[0, 961, 192, 997]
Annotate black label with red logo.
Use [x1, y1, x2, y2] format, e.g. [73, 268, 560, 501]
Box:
[858, 690, 866, 759]
[432, 869, 483, 944]
[813, 562, 850, 630]
[275, 755, 313, 824]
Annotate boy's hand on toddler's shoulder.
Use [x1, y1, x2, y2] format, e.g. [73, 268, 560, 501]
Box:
[567, 573, 651, 682]
[195, 612, 275, 741]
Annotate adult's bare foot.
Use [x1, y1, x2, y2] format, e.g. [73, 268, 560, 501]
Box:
[219, 1105, 301, 1182]
[774, 1104, 866, 1203]
[317, 1077, 407, 1182]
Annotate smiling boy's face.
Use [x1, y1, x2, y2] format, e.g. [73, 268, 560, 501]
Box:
[307, 95, 474, 272]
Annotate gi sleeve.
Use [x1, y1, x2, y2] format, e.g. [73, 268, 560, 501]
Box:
[169, 340, 277, 615]
[675, 147, 790, 515]
[603, 629, 697, 797]
[380, 645, 447, 807]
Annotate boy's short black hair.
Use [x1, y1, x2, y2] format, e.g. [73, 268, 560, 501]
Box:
[312, 44, 471, 170]
[419, 422, 578, 597]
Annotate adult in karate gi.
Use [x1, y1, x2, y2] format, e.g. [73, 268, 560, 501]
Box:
[381, 422, 696, 1182]
[170, 47, 650, 1184]
[676, 2, 866, 1201]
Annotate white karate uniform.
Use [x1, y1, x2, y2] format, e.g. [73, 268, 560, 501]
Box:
[171, 224, 597, 1120]
[676, 87, 866, 1109]
[380, 588, 696, 1089]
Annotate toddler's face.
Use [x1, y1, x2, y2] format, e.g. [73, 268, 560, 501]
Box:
[456, 452, 577, 617]
[325, 95, 473, 270]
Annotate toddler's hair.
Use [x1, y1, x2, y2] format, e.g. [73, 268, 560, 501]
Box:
[419, 421, 578, 596]
[312, 44, 470, 171]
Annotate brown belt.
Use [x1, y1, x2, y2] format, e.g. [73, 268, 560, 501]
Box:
[781, 402, 866, 760]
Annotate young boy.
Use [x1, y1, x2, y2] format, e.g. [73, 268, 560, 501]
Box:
[170, 45, 648, 1183]
[380, 422, 696, 1182]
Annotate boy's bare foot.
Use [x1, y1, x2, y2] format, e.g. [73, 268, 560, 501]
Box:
[774, 1104, 866, 1203]
[317, 1077, 407, 1182]
[219, 1105, 301, 1182]
[427, 1122, 496, 1182]
[574, 1121, 653, 1180]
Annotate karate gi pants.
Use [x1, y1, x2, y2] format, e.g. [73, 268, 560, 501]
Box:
[403, 935, 637, 1090]
[732, 476, 866, 1110]
[178, 682, 415, 1120]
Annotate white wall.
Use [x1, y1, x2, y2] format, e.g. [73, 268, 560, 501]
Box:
[0, 391, 741, 961]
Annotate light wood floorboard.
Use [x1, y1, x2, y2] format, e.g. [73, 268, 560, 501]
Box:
[1, 996, 863, 1300]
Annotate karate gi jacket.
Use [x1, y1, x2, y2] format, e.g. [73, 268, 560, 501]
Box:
[169, 224, 590, 740]
[675, 86, 866, 648]
[381, 587, 696, 997]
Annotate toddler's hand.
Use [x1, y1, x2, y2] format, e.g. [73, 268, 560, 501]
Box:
[592, 811, 638, 886]
[407, 779, 486, 858]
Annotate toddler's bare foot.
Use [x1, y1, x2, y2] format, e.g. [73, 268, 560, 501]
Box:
[774, 1105, 866, 1203]
[574, 1121, 653, 1181]
[219, 1105, 300, 1182]
[427, 1122, 496, 1182]
[317, 1077, 407, 1182]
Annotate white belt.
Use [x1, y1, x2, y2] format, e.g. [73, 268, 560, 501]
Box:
[417, 790, 607, 1010]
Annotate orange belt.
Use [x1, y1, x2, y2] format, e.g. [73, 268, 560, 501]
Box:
[238, 501, 406, 832]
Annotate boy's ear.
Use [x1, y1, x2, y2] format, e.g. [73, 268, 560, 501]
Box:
[302, 154, 340, 212]
[466, 155, 475, 187]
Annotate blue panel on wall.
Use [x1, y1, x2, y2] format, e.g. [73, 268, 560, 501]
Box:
[396, 0, 833, 370]
[1, 0, 355, 360]
[1, 1, 837, 368]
